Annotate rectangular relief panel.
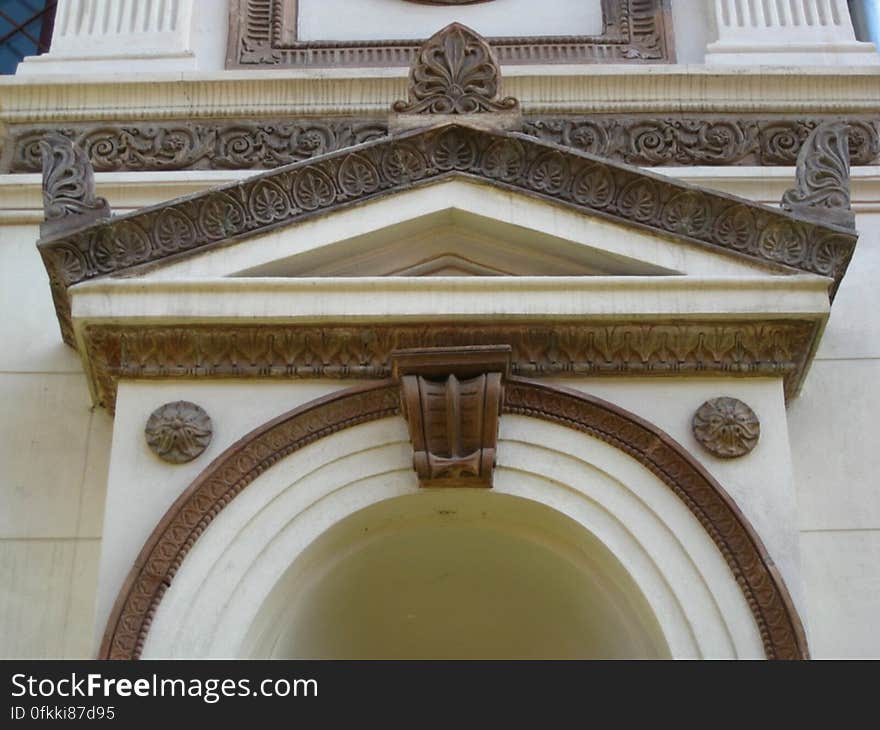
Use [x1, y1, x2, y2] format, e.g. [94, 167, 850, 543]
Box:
[227, 0, 674, 67]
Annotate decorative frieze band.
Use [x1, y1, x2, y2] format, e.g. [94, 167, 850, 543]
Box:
[81, 320, 818, 412]
[6, 115, 878, 174]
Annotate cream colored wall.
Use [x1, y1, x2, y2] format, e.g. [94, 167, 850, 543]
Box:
[787, 211, 880, 658]
[0, 222, 111, 658]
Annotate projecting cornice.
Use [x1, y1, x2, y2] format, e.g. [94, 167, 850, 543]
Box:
[38, 121, 857, 345]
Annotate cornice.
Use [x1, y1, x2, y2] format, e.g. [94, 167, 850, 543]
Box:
[1, 67, 879, 122]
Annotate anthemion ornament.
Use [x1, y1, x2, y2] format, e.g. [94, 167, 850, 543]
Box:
[692, 397, 760, 459]
[144, 401, 213, 464]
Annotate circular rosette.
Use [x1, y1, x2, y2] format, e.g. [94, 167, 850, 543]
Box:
[92, 224, 151, 272]
[712, 205, 756, 252]
[145, 401, 213, 464]
[151, 208, 197, 253]
[660, 191, 712, 237]
[692, 397, 760, 459]
[198, 194, 247, 239]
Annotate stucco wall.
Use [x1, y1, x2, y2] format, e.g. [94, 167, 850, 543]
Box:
[0, 222, 112, 658]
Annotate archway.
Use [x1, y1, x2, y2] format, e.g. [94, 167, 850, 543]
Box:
[100, 379, 807, 660]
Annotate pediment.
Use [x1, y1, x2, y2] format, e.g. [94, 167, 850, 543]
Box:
[38, 123, 856, 346]
[140, 182, 785, 283]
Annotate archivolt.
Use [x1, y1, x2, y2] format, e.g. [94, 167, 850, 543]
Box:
[100, 377, 808, 660]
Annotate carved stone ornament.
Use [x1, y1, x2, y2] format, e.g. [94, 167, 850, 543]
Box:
[38, 133, 111, 238]
[692, 397, 760, 459]
[83, 320, 818, 413]
[144, 401, 213, 464]
[782, 121, 855, 229]
[393, 346, 510, 487]
[392, 23, 518, 118]
[5, 116, 878, 174]
[38, 124, 858, 348]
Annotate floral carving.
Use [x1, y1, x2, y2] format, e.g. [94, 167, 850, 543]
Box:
[9, 117, 878, 175]
[83, 320, 818, 412]
[144, 401, 213, 464]
[661, 191, 712, 237]
[712, 205, 756, 251]
[571, 164, 615, 208]
[39, 125, 858, 347]
[38, 133, 111, 238]
[392, 23, 518, 115]
[782, 121, 855, 229]
[291, 166, 336, 210]
[337, 154, 381, 197]
[692, 397, 760, 459]
[248, 180, 292, 223]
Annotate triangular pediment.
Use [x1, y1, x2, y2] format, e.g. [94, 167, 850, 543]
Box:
[173, 183, 780, 282]
[39, 122, 855, 345]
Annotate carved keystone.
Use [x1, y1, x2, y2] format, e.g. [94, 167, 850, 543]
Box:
[782, 121, 855, 229]
[38, 133, 111, 239]
[392, 345, 511, 488]
[391, 23, 520, 132]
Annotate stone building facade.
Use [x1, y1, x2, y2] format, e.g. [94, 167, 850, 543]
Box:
[1, 0, 878, 659]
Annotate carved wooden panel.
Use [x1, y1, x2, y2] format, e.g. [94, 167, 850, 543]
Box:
[227, 0, 674, 68]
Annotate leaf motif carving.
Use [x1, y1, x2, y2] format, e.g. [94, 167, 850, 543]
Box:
[392, 23, 518, 115]
[782, 121, 854, 229]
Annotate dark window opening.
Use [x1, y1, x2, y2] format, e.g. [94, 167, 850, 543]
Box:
[0, 0, 57, 75]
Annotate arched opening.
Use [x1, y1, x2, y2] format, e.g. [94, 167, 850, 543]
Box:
[103, 379, 806, 660]
[242, 490, 669, 659]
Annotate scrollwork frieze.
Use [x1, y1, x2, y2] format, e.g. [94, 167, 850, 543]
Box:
[8, 116, 877, 175]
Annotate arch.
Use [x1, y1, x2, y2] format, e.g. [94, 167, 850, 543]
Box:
[99, 377, 808, 660]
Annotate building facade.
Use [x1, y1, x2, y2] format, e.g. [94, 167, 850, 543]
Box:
[1, 0, 878, 659]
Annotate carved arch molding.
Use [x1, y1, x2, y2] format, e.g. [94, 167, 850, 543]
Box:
[227, 0, 674, 67]
[100, 377, 808, 661]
